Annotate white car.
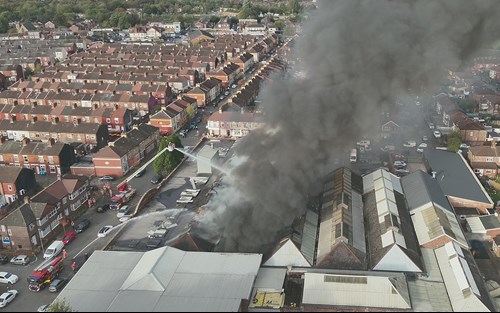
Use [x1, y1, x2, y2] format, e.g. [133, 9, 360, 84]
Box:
[394, 161, 407, 167]
[176, 196, 194, 204]
[429, 123, 435, 129]
[0, 290, 18, 308]
[116, 205, 130, 218]
[460, 143, 470, 149]
[119, 215, 132, 223]
[403, 141, 416, 148]
[433, 130, 441, 138]
[0, 272, 18, 284]
[10, 255, 29, 265]
[97, 226, 114, 238]
[422, 135, 428, 141]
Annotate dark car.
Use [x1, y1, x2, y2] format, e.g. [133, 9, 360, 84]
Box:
[146, 238, 162, 249]
[48, 278, 67, 292]
[0, 254, 8, 264]
[97, 204, 110, 213]
[74, 219, 91, 233]
[135, 168, 146, 178]
[151, 174, 162, 184]
[99, 176, 115, 182]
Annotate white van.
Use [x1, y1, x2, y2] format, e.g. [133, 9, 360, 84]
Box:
[43, 240, 64, 259]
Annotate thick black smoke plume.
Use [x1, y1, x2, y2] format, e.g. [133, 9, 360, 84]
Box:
[200, 0, 500, 252]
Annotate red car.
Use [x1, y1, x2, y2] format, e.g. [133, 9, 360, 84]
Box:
[61, 231, 77, 245]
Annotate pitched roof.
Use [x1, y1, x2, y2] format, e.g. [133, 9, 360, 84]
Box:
[0, 203, 35, 227]
[0, 167, 23, 183]
[424, 149, 493, 205]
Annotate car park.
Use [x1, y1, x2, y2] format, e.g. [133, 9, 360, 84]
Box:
[0, 290, 18, 308]
[49, 278, 67, 292]
[74, 219, 91, 233]
[0, 272, 18, 284]
[10, 255, 29, 265]
[97, 226, 114, 238]
[62, 231, 77, 245]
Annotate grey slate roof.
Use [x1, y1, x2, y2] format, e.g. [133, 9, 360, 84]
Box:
[0, 203, 35, 227]
[401, 170, 454, 213]
[423, 149, 492, 205]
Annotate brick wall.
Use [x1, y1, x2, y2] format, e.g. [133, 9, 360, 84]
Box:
[447, 195, 492, 214]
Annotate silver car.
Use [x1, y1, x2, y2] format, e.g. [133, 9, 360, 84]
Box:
[10, 255, 30, 265]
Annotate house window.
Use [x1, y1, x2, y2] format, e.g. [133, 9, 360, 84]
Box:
[63, 197, 67, 204]
[114, 118, 119, 124]
[85, 116, 90, 123]
[0, 225, 5, 233]
[470, 132, 474, 137]
[94, 118, 99, 123]
[13, 155, 19, 162]
[44, 115, 49, 121]
[7, 185, 12, 191]
[0, 155, 3, 162]
[486, 157, 494, 162]
[40, 226, 51, 238]
[38, 155, 44, 163]
[48, 156, 54, 164]
[68, 134, 73, 139]
[49, 165, 56, 173]
[7, 229, 12, 236]
[23, 155, 28, 162]
[64, 116, 69, 122]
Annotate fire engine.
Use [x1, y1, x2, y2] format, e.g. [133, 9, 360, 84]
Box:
[27, 256, 64, 292]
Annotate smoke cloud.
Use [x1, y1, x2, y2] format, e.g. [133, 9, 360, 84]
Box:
[199, 0, 500, 253]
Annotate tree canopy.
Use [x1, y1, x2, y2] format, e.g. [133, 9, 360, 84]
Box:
[153, 135, 184, 176]
[447, 131, 462, 152]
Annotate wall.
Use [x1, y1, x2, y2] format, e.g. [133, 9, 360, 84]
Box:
[447, 195, 492, 214]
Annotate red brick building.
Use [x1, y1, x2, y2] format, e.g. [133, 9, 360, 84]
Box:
[0, 167, 36, 205]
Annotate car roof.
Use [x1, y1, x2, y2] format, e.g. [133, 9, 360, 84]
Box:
[0, 272, 8, 275]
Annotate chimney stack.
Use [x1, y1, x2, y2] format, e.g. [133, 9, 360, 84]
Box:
[51, 117, 59, 124]
[47, 138, 55, 147]
[31, 116, 37, 124]
[22, 137, 30, 146]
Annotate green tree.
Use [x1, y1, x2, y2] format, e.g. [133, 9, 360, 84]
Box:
[288, 0, 301, 14]
[239, 0, 253, 19]
[447, 131, 462, 152]
[153, 136, 184, 176]
[186, 105, 196, 120]
[274, 20, 285, 30]
[47, 299, 73, 312]
[458, 98, 477, 113]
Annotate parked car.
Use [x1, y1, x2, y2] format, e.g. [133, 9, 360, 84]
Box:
[117, 205, 130, 218]
[231, 84, 237, 89]
[394, 161, 407, 167]
[0, 272, 18, 284]
[433, 130, 441, 138]
[10, 255, 29, 266]
[460, 143, 470, 149]
[119, 215, 133, 223]
[151, 174, 162, 184]
[97, 204, 110, 213]
[48, 278, 67, 292]
[422, 135, 428, 141]
[62, 231, 77, 245]
[0, 254, 8, 264]
[99, 176, 115, 182]
[224, 91, 230, 96]
[429, 123, 435, 129]
[97, 225, 114, 238]
[74, 219, 91, 233]
[135, 168, 146, 177]
[403, 141, 417, 148]
[37, 304, 49, 312]
[0, 290, 18, 308]
[146, 238, 162, 249]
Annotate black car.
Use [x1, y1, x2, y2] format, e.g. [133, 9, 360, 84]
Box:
[48, 278, 67, 292]
[151, 174, 162, 184]
[135, 168, 146, 178]
[74, 219, 91, 233]
[0, 254, 8, 264]
[146, 238, 162, 249]
[97, 204, 110, 213]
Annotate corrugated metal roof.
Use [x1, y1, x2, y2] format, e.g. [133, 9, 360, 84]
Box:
[466, 217, 487, 234]
[302, 272, 411, 309]
[54, 247, 262, 312]
[252, 268, 287, 290]
[300, 210, 318, 264]
[401, 170, 454, 213]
